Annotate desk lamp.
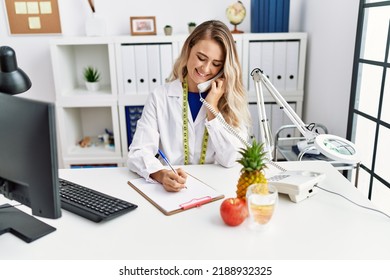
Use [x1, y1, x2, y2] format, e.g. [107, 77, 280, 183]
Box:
[251, 68, 359, 164]
[0, 46, 31, 95]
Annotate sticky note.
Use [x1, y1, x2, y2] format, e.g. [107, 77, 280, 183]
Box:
[14, 2, 27, 14]
[27, 1, 39, 14]
[28, 16, 41, 29]
[39, 1, 52, 14]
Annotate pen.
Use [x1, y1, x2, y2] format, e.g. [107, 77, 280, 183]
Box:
[158, 149, 177, 174]
[158, 149, 187, 189]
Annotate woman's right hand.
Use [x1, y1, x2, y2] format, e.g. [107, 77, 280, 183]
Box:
[150, 168, 187, 192]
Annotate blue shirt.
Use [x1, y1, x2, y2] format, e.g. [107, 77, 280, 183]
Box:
[188, 92, 208, 121]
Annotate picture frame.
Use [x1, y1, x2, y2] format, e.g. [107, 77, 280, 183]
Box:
[130, 16, 156, 35]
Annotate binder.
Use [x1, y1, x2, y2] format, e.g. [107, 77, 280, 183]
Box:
[128, 174, 224, 215]
[285, 41, 299, 91]
[159, 43, 173, 84]
[272, 41, 287, 90]
[146, 44, 161, 93]
[282, 0, 290, 32]
[251, 0, 261, 32]
[263, 0, 270, 32]
[134, 45, 149, 94]
[268, 0, 276, 32]
[121, 45, 137, 94]
[275, 0, 284, 32]
[261, 41, 274, 84]
[250, 0, 289, 33]
[125, 105, 144, 146]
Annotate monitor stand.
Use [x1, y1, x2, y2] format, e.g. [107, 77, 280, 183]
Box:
[0, 203, 56, 243]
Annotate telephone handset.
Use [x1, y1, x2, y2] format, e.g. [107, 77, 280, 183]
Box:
[196, 71, 252, 147]
[197, 71, 224, 93]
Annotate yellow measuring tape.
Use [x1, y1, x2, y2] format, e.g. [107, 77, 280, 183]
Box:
[182, 78, 208, 165]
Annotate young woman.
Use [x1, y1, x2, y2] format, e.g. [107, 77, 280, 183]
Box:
[127, 20, 251, 192]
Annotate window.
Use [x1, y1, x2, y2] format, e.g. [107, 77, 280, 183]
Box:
[348, 0, 390, 213]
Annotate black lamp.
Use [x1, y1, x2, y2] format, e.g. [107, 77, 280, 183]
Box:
[0, 46, 32, 95]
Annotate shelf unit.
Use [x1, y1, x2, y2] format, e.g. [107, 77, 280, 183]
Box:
[50, 33, 307, 168]
[241, 33, 307, 154]
[50, 37, 121, 168]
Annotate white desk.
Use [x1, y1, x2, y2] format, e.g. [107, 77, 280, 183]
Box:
[1, 161, 390, 260]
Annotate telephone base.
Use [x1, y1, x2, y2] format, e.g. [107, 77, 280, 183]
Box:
[285, 187, 318, 203]
[267, 170, 326, 203]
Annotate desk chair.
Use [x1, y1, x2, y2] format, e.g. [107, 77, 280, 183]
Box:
[273, 124, 360, 187]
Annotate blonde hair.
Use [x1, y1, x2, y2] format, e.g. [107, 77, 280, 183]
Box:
[169, 20, 251, 130]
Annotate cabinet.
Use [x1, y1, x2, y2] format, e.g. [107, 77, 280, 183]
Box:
[50, 33, 307, 168]
[242, 33, 307, 155]
[50, 37, 122, 168]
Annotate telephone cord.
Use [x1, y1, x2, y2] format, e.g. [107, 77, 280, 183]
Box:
[315, 185, 390, 219]
[199, 95, 286, 172]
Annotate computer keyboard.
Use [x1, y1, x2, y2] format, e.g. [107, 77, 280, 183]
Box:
[59, 178, 137, 222]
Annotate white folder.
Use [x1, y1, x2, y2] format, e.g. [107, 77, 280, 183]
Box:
[134, 45, 149, 94]
[159, 44, 173, 84]
[285, 41, 300, 91]
[260, 42, 274, 84]
[272, 41, 287, 91]
[147, 44, 161, 93]
[121, 45, 137, 94]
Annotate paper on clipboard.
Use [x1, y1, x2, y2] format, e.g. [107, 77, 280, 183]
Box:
[128, 174, 224, 215]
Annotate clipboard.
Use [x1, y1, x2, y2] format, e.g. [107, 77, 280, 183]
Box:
[128, 174, 224, 215]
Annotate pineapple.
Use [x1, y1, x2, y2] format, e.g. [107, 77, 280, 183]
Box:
[236, 140, 268, 199]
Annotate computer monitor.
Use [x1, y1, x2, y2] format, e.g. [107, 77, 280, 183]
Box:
[0, 92, 61, 243]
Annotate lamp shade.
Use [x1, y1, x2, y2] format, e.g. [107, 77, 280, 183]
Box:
[0, 46, 32, 95]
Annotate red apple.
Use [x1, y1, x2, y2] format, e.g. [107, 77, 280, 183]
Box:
[220, 197, 248, 226]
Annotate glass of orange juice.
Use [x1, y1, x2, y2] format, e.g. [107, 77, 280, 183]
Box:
[246, 183, 278, 230]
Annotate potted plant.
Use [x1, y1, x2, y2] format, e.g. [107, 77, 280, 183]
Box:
[188, 22, 196, 33]
[83, 66, 101, 91]
[164, 25, 172, 36]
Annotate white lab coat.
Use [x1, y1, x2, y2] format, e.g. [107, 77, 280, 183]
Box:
[127, 79, 248, 180]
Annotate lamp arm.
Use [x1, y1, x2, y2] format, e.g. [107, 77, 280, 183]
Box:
[251, 68, 318, 143]
[253, 70, 274, 160]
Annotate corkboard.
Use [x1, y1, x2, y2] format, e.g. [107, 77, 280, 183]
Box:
[5, 0, 62, 34]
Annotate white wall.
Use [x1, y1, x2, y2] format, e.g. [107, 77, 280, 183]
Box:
[298, 0, 360, 137]
[0, 0, 359, 137]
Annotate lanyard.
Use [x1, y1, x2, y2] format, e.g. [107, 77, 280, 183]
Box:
[182, 78, 209, 165]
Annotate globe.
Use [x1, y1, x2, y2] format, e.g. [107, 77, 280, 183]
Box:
[226, 1, 246, 33]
